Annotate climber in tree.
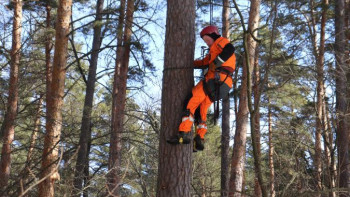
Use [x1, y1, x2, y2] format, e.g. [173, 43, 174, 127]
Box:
[167, 25, 236, 151]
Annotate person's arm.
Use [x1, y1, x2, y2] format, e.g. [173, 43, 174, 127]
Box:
[193, 54, 211, 69]
[213, 43, 235, 68]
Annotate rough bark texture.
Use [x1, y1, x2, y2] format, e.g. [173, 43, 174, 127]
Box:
[0, 0, 22, 191]
[107, 0, 134, 196]
[105, 0, 125, 194]
[245, 0, 266, 196]
[73, 0, 104, 196]
[156, 0, 195, 196]
[229, 57, 248, 197]
[38, 0, 72, 196]
[221, 0, 231, 196]
[335, 0, 350, 195]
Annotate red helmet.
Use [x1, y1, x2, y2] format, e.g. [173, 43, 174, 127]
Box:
[200, 25, 220, 38]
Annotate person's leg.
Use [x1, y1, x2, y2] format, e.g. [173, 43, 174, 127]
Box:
[178, 81, 206, 133]
[193, 96, 212, 151]
[168, 81, 206, 145]
[196, 96, 212, 139]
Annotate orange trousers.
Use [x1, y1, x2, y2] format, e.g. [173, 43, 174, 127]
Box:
[178, 80, 212, 138]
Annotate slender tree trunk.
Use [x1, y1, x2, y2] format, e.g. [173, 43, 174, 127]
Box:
[19, 95, 43, 196]
[26, 96, 43, 167]
[0, 0, 22, 191]
[221, 0, 230, 196]
[73, 0, 104, 196]
[38, 0, 72, 196]
[107, 0, 134, 195]
[335, 0, 350, 195]
[105, 0, 125, 194]
[229, 56, 248, 197]
[252, 45, 262, 197]
[244, 0, 266, 196]
[324, 98, 336, 197]
[267, 2, 277, 197]
[268, 94, 275, 197]
[307, 0, 328, 194]
[156, 0, 195, 196]
[46, 4, 53, 99]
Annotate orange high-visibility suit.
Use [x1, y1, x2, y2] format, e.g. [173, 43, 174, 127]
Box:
[178, 36, 236, 139]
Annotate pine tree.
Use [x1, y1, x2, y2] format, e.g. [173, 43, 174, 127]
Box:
[0, 0, 22, 191]
[38, 0, 72, 196]
[156, 0, 195, 196]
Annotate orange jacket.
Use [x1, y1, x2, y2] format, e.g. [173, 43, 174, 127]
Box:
[194, 37, 236, 88]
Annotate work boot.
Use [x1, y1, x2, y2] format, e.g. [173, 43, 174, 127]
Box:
[167, 131, 191, 145]
[193, 135, 205, 152]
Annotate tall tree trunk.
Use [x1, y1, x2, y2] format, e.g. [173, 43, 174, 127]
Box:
[267, 2, 277, 196]
[73, 0, 104, 196]
[38, 0, 72, 196]
[107, 0, 134, 195]
[307, 0, 328, 194]
[46, 4, 53, 99]
[221, 0, 230, 196]
[156, 0, 195, 196]
[19, 95, 43, 196]
[335, 0, 350, 195]
[268, 94, 275, 197]
[229, 57, 248, 197]
[244, 0, 266, 196]
[324, 97, 336, 197]
[0, 0, 22, 191]
[252, 45, 262, 197]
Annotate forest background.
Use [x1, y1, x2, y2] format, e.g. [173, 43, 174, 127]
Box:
[0, 0, 349, 196]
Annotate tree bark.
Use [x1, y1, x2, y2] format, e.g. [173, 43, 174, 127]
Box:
[46, 4, 53, 100]
[156, 0, 195, 196]
[107, 0, 134, 196]
[335, 0, 350, 195]
[38, 0, 72, 196]
[221, 0, 230, 196]
[229, 56, 248, 197]
[0, 0, 22, 191]
[73, 0, 104, 196]
[252, 45, 262, 197]
[268, 94, 275, 197]
[307, 0, 328, 193]
[244, 0, 266, 196]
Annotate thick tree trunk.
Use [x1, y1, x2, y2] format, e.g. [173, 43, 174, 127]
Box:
[335, 0, 350, 195]
[38, 0, 72, 196]
[156, 0, 195, 196]
[73, 0, 104, 196]
[107, 0, 134, 196]
[221, 0, 230, 196]
[0, 0, 22, 191]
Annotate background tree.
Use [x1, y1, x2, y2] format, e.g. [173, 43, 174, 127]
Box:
[335, 0, 350, 195]
[221, 0, 231, 196]
[73, 0, 105, 195]
[38, 0, 73, 196]
[0, 0, 22, 191]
